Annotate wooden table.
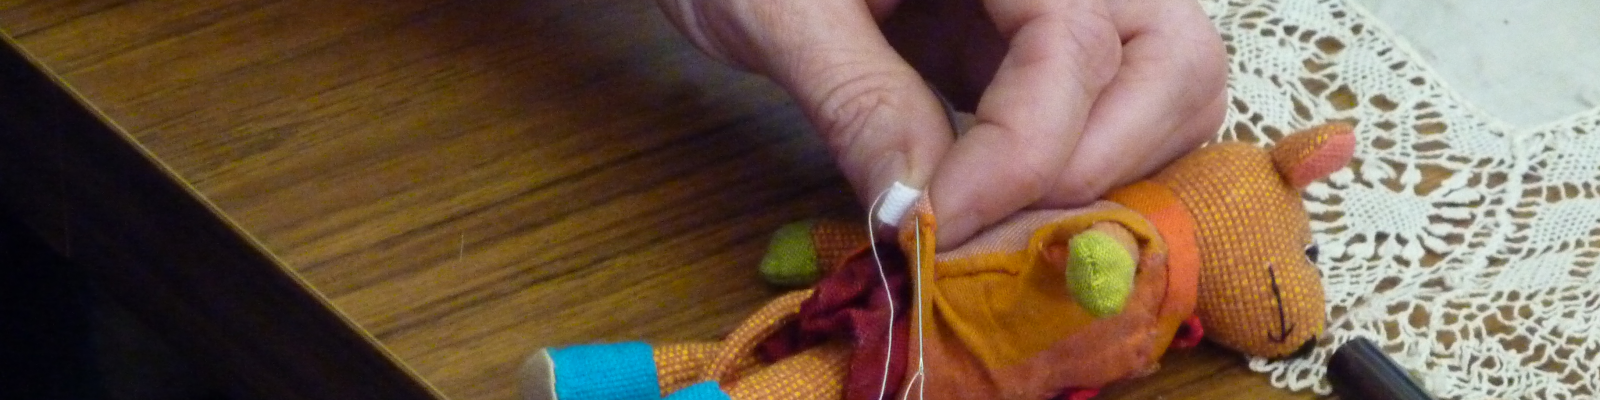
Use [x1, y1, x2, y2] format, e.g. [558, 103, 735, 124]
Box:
[0, 1, 1321, 399]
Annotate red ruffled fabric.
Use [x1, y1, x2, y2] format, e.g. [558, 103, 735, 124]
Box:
[758, 243, 911, 400]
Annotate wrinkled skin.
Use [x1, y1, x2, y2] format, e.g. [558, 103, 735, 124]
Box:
[656, 0, 1229, 246]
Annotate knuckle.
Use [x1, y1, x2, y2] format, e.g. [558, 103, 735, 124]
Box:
[1061, 18, 1122, 84]
[1055, 169, 1116, 205]
[991, 137, 1056, 202]
[813, 70, 906, 157]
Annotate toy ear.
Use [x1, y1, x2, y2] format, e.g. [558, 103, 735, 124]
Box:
[1271, 123, 1357, 189]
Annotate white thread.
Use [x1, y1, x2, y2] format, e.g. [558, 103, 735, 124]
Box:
[866, 188, 898, 400]
[875, 182, 921, 227]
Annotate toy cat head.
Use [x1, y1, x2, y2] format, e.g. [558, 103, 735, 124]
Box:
[1131, 123, 1355, 358]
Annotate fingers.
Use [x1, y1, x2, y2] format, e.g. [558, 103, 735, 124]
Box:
[655, 0, 906, 69]
[657, 0, 952, 210]
[656, 0, 1229, 248]
[928, 0, 1121, 246]
[760, 1, 956, 208]
[1043, 0, 1227, 206]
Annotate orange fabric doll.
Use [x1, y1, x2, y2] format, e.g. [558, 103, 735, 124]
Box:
[522, 123, 1356, 400]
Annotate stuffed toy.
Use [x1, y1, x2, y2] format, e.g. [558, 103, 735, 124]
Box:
[521, 123, 1357, 400]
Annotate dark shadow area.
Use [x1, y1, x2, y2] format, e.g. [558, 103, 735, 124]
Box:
[0, 212, 228, 400]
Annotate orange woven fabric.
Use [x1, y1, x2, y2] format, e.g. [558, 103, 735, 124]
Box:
[809, 219, 871, 272]
[1105, 180, 1203, 361]
[726, 342, 851, 400]
[655, 342, 720, 396]
[701, 290, 814, 383]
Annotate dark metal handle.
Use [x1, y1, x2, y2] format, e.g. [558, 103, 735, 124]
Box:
[1327, 337, 1437, 400]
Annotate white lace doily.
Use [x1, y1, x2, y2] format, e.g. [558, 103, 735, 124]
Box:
[1204, 0, 1600, 398]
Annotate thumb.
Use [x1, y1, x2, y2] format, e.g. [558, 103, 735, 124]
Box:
[737, 0, 954, 214]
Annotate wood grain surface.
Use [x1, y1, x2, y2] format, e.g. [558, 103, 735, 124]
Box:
[0, 0, 1323, 399]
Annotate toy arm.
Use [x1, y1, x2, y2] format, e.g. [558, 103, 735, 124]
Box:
[1047, 221, 1141, 318]
[758, 219, 873, 287]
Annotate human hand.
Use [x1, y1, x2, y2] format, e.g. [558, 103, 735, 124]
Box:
[657, 0, 1227, 246]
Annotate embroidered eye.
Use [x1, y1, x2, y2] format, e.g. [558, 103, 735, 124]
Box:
[1304, 244, 1320, 263]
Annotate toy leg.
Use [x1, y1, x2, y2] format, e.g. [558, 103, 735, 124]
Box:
[523, 290, 814, 400]
[760, 219, 871, 287]
[721, 342, 851, 400]
[649, 343, 851, 400]
[523, 341, 763, 400]
[655, 342, 850, 400]
[652, 342, 723, 395]
[522, 341, 661, 400]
